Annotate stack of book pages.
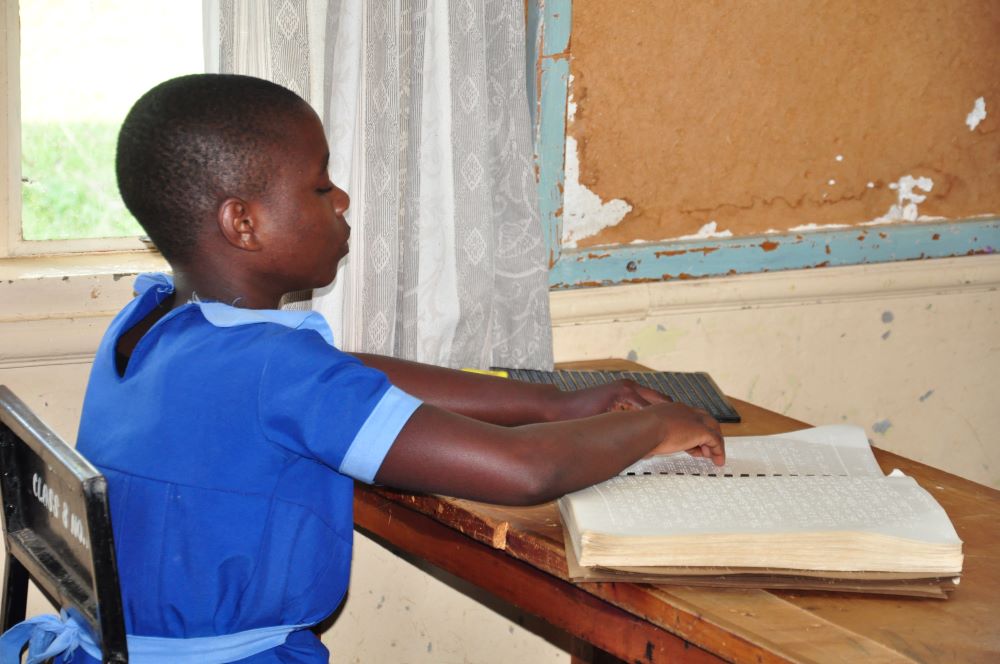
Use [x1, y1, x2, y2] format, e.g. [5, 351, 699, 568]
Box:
[559, 425, 963, 598]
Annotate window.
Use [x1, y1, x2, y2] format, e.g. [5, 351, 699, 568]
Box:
[4, 0, 203, 257]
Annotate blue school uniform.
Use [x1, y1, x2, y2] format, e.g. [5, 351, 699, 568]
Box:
[12, 273, 421, 663]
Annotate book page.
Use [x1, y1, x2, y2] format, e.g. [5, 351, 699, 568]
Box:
[622, 425, 883, 478]
[564, 474, 960, 544]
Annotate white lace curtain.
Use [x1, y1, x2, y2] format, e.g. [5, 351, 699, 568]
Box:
[207, 0, 553, 370]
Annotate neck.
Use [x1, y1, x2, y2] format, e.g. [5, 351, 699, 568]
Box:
[169, 265, 284, 310]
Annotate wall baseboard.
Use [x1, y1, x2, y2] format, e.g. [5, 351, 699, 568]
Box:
[550, 254, 1000, 325]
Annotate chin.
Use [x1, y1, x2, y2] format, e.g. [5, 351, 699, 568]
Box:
[317, 260, 345, 288]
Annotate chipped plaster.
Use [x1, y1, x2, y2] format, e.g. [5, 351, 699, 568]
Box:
[561, 135, 633, 248]
[966, 96, 986, 131]
[676, 221, 733, 241]
[561, 79, 635, 248]
[566, 3, 1000, 245]
[864, 175, 935, 225]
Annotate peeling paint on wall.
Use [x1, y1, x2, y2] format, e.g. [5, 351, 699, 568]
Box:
[966, 96, 987, 131]
[562, 133, 633, 247]
[788, 222, 850, 232]
[565, 3, 1000, 246]
[675, 221, 733, 241]
[566, 75, 578, 122]
[865, 175, 935, 224]
[561, 78, 635, 248]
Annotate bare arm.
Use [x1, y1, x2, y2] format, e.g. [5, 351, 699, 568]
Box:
[352, 352, 667, 424]
[374, 400, 724, 506]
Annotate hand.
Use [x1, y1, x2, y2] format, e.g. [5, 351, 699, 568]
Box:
[645, 402, 725, 466]
[551, 379, 671, 420]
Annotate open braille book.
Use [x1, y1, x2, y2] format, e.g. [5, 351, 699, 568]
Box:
[559, 425, 963, 598]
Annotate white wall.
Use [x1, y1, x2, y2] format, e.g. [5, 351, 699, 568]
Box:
[550, 254, 1000, 489]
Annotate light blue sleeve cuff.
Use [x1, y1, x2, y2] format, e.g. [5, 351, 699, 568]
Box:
[338, 385, 422, 483]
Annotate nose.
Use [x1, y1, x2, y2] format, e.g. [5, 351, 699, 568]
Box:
[334, 185, 350, 215]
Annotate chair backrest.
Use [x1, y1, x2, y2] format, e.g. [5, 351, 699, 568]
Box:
[0, 385, 127, 663]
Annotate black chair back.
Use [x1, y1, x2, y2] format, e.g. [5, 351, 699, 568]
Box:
[0, 385, 127, 663]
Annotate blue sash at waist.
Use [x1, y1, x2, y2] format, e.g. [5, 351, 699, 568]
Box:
[0, 610, 307, 663]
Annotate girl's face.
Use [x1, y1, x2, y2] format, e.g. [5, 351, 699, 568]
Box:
[252, 104, 351, 294]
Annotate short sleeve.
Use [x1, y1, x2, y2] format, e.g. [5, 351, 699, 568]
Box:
[257, 329, 421, 483]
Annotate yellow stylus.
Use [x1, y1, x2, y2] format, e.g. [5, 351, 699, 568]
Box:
[460, 368, 510, 378]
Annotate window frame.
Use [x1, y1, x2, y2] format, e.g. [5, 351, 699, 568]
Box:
[1, 0, 165, 375]
[1, 0, 154, 259]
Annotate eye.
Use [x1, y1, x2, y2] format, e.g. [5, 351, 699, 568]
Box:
[316, 185, 334, 194]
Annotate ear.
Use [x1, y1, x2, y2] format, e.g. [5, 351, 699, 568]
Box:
[217, 197, 263, 251]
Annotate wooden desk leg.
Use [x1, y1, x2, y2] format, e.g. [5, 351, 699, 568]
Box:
[354, 491, 723, 664]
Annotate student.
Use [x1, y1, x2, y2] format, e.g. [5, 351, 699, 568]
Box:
[5, 74, 723, 663]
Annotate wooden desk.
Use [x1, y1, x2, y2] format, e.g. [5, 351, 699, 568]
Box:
[353, 361, 1000, 663]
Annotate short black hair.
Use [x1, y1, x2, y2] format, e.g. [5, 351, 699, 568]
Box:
[116, 73, 308, 262]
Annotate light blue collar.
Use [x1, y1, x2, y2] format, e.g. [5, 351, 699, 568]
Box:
[134, 273, 334, 346]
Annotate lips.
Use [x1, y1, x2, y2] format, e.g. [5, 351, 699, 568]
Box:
[339, 217, 351, 255]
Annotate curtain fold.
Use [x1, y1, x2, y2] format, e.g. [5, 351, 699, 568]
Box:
[213, 0, 553, 370]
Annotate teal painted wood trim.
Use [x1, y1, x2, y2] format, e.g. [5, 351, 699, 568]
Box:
[534, 0, 572, 267]
[539, 0, 571, 55]
[548, 218, 1000, 289]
